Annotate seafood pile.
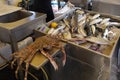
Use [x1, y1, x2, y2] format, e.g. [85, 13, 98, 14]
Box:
[42, 9, 120, 55]
[11, 36, 66, 80]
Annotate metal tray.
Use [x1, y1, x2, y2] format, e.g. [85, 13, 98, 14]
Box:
[35, 9, 120, 80]
[37, 9, 120, 58]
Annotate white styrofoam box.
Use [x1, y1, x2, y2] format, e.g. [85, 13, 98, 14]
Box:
[18, 37, 33, 50]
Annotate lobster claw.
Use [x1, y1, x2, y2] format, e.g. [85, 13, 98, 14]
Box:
[61, 47, 66, 66]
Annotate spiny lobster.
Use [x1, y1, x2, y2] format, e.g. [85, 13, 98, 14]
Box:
[11, 35, 66, 80]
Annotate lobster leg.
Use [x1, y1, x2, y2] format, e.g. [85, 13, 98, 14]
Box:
[40, 49, 58, 70]
[24, 49, 39, 80]
[61, 47, 66, 66]
[11, 52, 22, 68]
[24, 62, 29, 80]
[14, 48, 32, 79]
[51, 44, 66, 66]
[15, 58, 24, 79]
[11, 58, 17, 69]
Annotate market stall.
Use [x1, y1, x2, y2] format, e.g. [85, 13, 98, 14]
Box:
[0, 1, 120, 80]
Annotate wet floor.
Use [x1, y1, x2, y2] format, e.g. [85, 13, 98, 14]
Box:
[0, 55, 111, 80]
[0, 64, 44, 80]
[0, 65, 17, 80]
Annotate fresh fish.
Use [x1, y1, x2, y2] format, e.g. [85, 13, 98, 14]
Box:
[107, 27, 120, 41]
[84, 23, 92, 36]
[109, 22, 120, 26]
[103, 22, 110, 27]
[78, 27, 87, 37]
[107, 31, 115, 40]
[100, 18, 110, 24]
[72, 33, 84, 39]
[62, 31, 72, 40]
[91, 25, 96, 35]
[71, 15, 77, 33]
[97, 22, 110, 30]
[90, 18, 103, 25]
[78, 15, 86, 22]
[63, 18, 70, 28]
[103, 28, 109, 39]
[78, 20, 86, 26]
[48, 28, 55, 34]
[78, 19, 87, 37]
[51, 26, 65, 35]
[91, 14, 100, 20]
[86, 37, 110, 45]
[75, 9, 84, 15]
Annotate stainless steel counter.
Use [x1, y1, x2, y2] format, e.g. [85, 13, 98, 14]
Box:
[92, 0, 120, 16]
[0, 10, 46, 51]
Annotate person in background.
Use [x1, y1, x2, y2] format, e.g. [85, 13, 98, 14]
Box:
[29, 0, 68, 22]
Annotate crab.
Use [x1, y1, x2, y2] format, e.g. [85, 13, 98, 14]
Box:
[11, 35, 66, 80]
